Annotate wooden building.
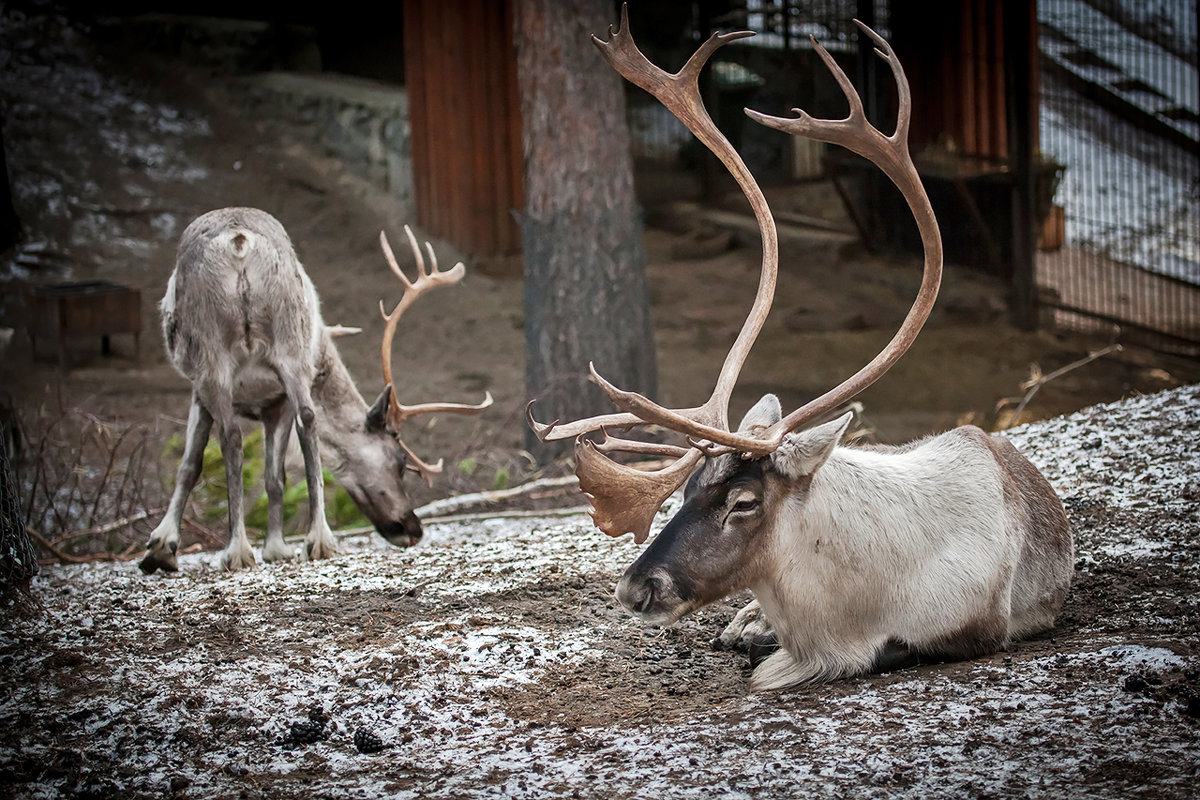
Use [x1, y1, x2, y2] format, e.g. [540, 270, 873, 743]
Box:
[399, 0, 1044, 324]
[403, 0, 523, 256]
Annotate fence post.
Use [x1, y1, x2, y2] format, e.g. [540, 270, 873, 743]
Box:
[1005, 0, 1039, 330]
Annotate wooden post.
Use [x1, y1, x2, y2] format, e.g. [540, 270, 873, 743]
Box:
[1005, 0, 1039, 330]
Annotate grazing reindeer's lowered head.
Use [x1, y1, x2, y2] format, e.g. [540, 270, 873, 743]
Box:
[527, 7, 1073, 691]
[141, 208, 491, 574]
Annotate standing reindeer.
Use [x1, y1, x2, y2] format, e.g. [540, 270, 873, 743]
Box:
[528, 8, 1073, 691]
[141, 207, 490, 574]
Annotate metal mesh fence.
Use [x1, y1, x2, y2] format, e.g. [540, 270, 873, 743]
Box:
[1037, 0, 1200, 353]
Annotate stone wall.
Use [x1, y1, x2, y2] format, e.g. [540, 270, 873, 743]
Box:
[240, 72, 413, 207]
[119, 14, 414, 208]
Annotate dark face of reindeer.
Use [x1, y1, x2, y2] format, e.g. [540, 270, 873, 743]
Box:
[613, 395, 850, 626]
[615, 455, 775, 625]
[338, 387, 424, 547]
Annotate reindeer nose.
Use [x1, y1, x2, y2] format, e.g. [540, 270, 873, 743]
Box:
[378, 511, 423, 548]
[615, 573, 662, 616]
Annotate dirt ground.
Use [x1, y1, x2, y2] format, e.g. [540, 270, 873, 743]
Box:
[1, 387, 1198, 799]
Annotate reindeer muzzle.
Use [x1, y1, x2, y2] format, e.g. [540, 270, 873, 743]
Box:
[377, 510, 423, 548]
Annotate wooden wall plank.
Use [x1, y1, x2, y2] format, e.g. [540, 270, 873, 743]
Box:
[404, 0, 523, 255]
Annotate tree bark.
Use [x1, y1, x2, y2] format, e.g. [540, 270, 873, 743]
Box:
[514, 0, 657, 456]
[0, 434, 37, 611]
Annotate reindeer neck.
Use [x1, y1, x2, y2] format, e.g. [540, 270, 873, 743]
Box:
[311, 333, 368, 441]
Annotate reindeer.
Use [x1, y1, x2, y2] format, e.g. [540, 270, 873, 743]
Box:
[141, 207, 491, 574]
[528, 8, 1073, 691]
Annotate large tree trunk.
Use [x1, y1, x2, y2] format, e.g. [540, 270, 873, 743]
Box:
[514, 0, 656, 456]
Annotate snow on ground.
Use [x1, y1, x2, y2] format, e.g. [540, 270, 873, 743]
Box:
[2, 386, 1198, 798]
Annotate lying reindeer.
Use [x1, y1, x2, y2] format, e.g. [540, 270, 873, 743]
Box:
[618, 395, 1073, 690]
[528, 7, 1073, 690]
[142, 207, 490, 574]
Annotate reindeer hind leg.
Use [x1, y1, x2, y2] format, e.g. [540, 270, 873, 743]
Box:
[194, 379, 256, 572]
[295, 414, 336, 561]
[271, 355, 335, 561]
[260, 400, 296, 564]
[141, 392, 212, 574]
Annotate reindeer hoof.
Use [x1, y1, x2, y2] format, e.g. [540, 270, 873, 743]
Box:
[305, 532, 337, 562]
[748, 631, 781, 669]
[220, 546, 257, 572]
[139, 540, 178, 575]
[262, 541, 295, 563]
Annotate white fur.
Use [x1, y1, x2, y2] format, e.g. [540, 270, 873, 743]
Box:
[738, 422, 1070, 691]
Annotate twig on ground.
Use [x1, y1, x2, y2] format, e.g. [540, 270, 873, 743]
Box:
[413, 474, 582, 519]
[419, 506, 594, 526]
[995, 344, 1124, 428]
[47, 505, 168, 547]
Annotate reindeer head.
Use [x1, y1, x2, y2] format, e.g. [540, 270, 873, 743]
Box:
[348, 226, 493, 547]
[527, 6, 942, 621]
[615, 395, 854, 624]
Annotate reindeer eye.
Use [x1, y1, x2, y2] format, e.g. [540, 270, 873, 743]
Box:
[731, 497, 759, 514]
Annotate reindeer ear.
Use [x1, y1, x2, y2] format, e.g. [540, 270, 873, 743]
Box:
[366, 385, 391, 432]
[771, 411, 853, 478]
[738, 394, 783, 433]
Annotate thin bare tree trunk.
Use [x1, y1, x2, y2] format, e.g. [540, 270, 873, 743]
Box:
[514, 0, 657, 456]
[1, 434, 37, 610]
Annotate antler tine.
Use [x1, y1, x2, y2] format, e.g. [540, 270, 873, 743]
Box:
[588, 364, 780, 453]
[593, 430, 692, 459]
[854, 19, 912, 144]
[379, 227, 416, 290]
[396, 437, 444, 488]
[551, 2, 778, 448]
[388, 392, 495, 428]
[741, 21, 942, 448]
[377, 224, 491, 431]
[592, 3, 755, 141]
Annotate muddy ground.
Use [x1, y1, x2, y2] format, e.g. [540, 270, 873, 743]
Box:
[2, 387, 1198, 799]
[1, 7, 1198, 799]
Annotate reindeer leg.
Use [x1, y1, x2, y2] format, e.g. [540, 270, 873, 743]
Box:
[141, 392, 212, 574]
[715, 599, 771, 651]
[260, 400, 296, 564]
[198, 383, 255, 572]
[270, 356, 334, 560]
[295, 414, 336, 561]
[868, 639, 922, 674]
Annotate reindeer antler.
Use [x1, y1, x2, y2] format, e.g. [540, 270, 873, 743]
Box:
[378, 225, 493, 485]
[527, 7, 942, 543]
[528, 4, 776, 449]
[525, 4, 780, 542]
